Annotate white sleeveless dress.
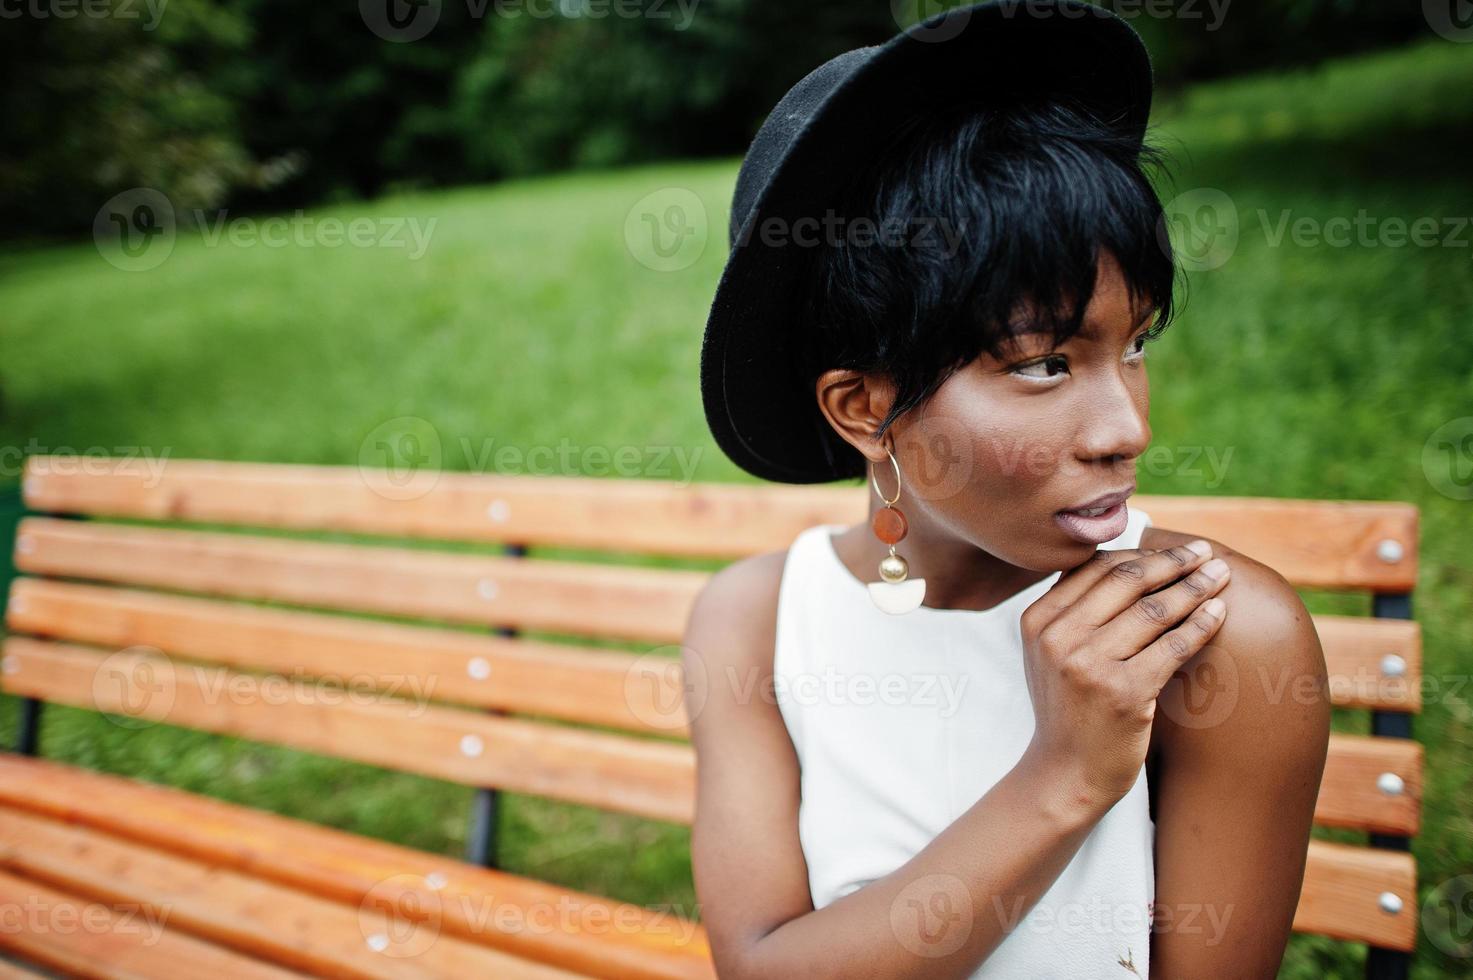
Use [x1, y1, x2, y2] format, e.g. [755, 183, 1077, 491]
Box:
[773, 506, 1156, 979]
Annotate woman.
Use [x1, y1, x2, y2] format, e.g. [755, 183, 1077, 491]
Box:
[684, 2, 1331, 978]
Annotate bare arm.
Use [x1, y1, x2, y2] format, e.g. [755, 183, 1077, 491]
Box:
[1147, 543, 1331, 978]
[683, 542, 1227, 980]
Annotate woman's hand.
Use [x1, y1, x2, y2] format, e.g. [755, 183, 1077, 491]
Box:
[1018, 540, 1231, 809]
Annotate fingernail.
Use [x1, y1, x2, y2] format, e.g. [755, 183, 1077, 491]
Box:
[1203, 597, 1226, 617]
[1202, 558, 1230, 579]
[1186, 539, 1212, 557]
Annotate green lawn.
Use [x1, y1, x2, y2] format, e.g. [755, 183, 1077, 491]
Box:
[3, 35, 1472, 979]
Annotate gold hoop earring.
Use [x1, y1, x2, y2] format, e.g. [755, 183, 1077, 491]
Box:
[867, 445, 927, 615]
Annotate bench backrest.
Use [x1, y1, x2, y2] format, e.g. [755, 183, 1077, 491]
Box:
[1, 454, 1422, 964]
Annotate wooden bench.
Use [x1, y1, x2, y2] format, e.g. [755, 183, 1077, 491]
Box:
[0, 454, 1421, 978]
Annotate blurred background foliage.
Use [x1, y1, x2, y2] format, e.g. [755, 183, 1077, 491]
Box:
[0, 0, 1438, 240]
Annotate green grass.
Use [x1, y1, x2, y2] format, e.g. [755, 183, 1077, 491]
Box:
[3, 35, 1473, 979]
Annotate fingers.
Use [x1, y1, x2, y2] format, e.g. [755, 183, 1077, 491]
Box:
[1127, 594, 1229, 693]
[1094, 554, 1232, 659]
[1028, 547, 1157, 622]
[1067, 540, 1218, 628]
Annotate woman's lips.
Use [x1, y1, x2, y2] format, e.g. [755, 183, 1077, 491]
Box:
[1054, 500, 1130, 545]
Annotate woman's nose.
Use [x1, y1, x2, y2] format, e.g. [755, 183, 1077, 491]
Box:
[1075, 381, 1150, 464]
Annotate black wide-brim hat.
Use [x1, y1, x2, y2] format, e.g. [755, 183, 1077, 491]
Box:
[700, 0, 1154, 484]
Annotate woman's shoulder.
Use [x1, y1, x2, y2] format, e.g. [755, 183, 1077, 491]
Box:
[683, 545, 791, 677]
[1139, 523, 1317, 660]
[1139, 523, 1329, 759]
[1139, 524, 1281, 597]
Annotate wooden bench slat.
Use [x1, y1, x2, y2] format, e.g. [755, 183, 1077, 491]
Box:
[1133, 496, 1418, 592]
[2, 635, 1416, 835]
[22, 456, 1419, 591]
[0, 867, 306, 980]
[5, 576, 1420, 725]
[6, 577, 688, 736]
[0, 755, 1415, 959]
[1315, 732, 1423, 836]
[0, 755, 714, 980]
[20, 454, 851, 561]
[1, 638, 696, 825]
[1295, 839, 1417, 951]
[0, 806, 585, 979]
[14, 516, 702, 644]
[8, 516, 1431, 705]
[1313, 614, 1422, 712]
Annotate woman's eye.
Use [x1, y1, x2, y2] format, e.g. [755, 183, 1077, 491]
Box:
[1011, 354, 1069, 380]
[1124, 332, 1153, 362]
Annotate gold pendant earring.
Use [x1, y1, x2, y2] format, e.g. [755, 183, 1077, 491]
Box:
[868, 444, 926, 615]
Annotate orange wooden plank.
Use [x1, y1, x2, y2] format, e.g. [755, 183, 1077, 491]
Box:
[1315, 732, 1423, 836]
[1, 631, 1417, 835]
[6, 576, 1419, 725]
[6, 577, 690, 736]
[0, 755, 1417, 957]
[2, 637, 696, 825]
[1138, 495, 1417, 592]
[1295, 840, 1417, 951]
[0, 867, 307, 980]
[20, 454, 851, 560]
[0, 807, 588, 979]
[13, 516, 701, 644]
[22, 455, 1418, 590]
[0, 755, 713, 980]
[1313, 613, 1422, 712]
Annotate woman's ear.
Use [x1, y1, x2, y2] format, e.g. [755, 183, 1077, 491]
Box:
[814, 368, 895, 466]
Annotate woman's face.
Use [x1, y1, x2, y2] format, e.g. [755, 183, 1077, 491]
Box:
[818, 249, 1156, 573]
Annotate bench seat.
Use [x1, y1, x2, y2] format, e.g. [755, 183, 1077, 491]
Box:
[0, 456, 1425, 977]
[0, 754, 714, 979]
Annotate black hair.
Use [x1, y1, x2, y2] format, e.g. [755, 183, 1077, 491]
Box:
[798, 97, 1182, 454]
